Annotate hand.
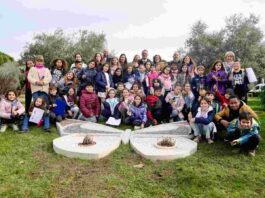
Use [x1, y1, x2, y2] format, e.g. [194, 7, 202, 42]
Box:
[68, 111, 73, 117]
[220, 120, 229, 128]
[224, 103, 228, 108]
[127, 111, 132, 116]
[140, 123, 144, 129]
[153, 119, 158, 125]
[212, 75, 218, 81]
[52, 104, 57, 107]
[82, 75, 86, 79]
[213, 84, 217, 91]
[230, 139, 239, 146]
[188, 112, 192, 121]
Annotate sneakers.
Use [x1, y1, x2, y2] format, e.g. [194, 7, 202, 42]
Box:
[248, 150, 256, 157]
[188, 133, 195, 140]
[44, 128, 51, 133]
[193, 136, 201, 143]
[12, 124, 19, 131]
[207, 139, 214, 144]
[0, 124, 7, 133]
[21, 128, 29, 133]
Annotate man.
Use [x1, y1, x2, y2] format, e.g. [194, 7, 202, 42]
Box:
[168, 51, 182, 68]
[138, 49, 152, 65]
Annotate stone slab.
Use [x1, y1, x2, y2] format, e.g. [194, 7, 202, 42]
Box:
[53, 133, 121, 160]
[130, 136, 197, 161]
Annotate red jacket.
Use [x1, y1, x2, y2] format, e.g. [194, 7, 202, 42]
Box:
[215, 90, 229, 109]
[145, 95, 161, 122]
[79, 89, 100, 118]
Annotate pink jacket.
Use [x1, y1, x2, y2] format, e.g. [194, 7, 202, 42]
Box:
[0, 97, 25, 119]
[159, 73, 172, 90]
[147, 71, 159, 88]
[165, 91, 184, 119]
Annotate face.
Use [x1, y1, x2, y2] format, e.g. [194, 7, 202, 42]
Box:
[35, 98, 43, 107]
[154, 55, 160, 62]
[150, 66, 156, 72]
[200, 100, 209, 110]
[85, 86, 94, 93]
[182, 65, 188, 72]
[233, 62, 240, 70]
[119, 55, 126, 63]
[197, 68, 205, 76]
[115, 69, 122, 76]
[173, 52, 180, 59]
[89, 61, 96, 68]
[142, 50, 148, 59]
[75, 54, 82, 61]
[240, 119, 252, 129]
[225, 54, 234, 62]
[174, 86, 182, 95]
[66, 72, 74, 80]
[103, 64, 109, 72]
[164, 67, 170, 74]
[122, 89, 129, 98]
[76, 63, 82, 69]
[68, 88, 75, 96]
[26, 60, 34, 68]
[229, 98, 240, 111]
[132, 84, 139, 91]
[215, 62, 222, 71]
[112, 57, 118, 64]
[154, 90, 162, 97]
[146, 63, 151, 70]
[139, 65, 146, 73]
[224, 93, 230, 99]
[117, 84, 124, 91]
[56, 60, 63, 68]
[7, 91, 16, 101]
[103, 49, 108, 56]
[156, 64, 161, 72]
[127, 67, 133, 73]
[184, 56, 190, 64]
[50, 89, 57, 96]
[134, 55, 140, 62]
[134, 96, 141, 106]
[35, 60, 44, 65]
[184, 84, 191, 91]
[108, 90, 115, 98]
[206, 94, 214, 101]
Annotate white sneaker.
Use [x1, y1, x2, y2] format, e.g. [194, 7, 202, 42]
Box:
[134, 126, 141, 130]
[12, 124, 19, 131]
[0, 124, 7, 133]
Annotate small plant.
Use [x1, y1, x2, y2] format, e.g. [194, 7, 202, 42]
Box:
[157, 137, 176, 147]
[78, 135, 96, 146]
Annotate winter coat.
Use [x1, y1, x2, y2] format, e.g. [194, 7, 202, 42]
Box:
[215, 90, 229, 109]
[78, 67, 98, 89]
[50, 68, 67, 85]
[128, 103, 147, 123]
[193, 106, 214, 125]
[57, 78, 75, 96]
[79, 89, 100, 118]
[102, 97, 120, 119]
[95, 71, 114, 92]
[165, 91, 185, 119]
[206, 70, 228, 95]
[147, 71, 159, 88]
[191, 74, 207, 99]
[158, 73, 172, 91]
[0, 97, 25, 119]
[145, 95, 162, 122]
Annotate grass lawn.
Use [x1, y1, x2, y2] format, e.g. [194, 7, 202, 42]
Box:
[1, 97, 265, 198]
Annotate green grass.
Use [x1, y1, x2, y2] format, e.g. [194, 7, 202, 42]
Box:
[1, 97, 265, 197]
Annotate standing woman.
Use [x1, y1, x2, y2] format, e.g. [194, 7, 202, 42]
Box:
[24, 59, 34, 113]
[182, 55, 197, 77]
[223, 51, 235, 74]
[153, 54, 162, 66]
[132, 54, 140, 69]
[70, 53, 87, 69]
[109, 57, 121, 75]
[94, 53, 104, 72]
[119, 53, 128, 71]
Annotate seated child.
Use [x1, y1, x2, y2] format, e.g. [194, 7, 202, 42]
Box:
[125, 95, 147, 129]
[22, 97, 50, 132]
[119, 89, 134, 122]
[102, 89, 120, 119]
[214, 84, 234, 109]
[48, 85, 66, 123]
[0, 90, 25, 132]
[78, 83, 100, 122]
[165, 84, 185, 122]
[182, 83, 195, 121]
[226, 111, 260, 156]
[63, 87, 80, 119]
[189, 97, 215, 144]
[205, 91, 221, 114]
[116, 82, 125, 99]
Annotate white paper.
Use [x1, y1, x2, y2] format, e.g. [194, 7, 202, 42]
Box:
[106, 117, 121, 126]
[29, 107, 44, 124]
[246, 68, 257, 83]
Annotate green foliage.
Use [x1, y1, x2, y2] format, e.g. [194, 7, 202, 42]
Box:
[20, 28, 106, 68]
[0, 51, 14, 66]
[0, 62, 20, 95]
[185, 14, 265, 79]
[260, 87, 265, 110]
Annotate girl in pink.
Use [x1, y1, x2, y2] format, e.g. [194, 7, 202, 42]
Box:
[159, 66, 172, 97]
[147, 65, 159, 89]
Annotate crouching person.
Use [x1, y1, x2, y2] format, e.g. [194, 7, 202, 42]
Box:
[21, 97, 50, 132]
[189, 97, 215, 144]
[226, 111, 260, 156]
[78, 83, 100, 122]
[0, 90, 25, 132]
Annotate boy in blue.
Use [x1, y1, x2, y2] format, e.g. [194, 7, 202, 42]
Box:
[226, 111, 260, 156]
[191, 65, 207, 100]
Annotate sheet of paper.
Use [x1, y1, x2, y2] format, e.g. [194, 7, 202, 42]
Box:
[106, 117, 121, 126]
[29, 107, 44, 124]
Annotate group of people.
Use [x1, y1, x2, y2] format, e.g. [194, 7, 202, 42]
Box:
[0, 49, 260, 156]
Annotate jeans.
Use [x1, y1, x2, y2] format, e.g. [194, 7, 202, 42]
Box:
[22, 114, 50, 130]
[32, 91, 48, 103]
[190, 122, 214, 139]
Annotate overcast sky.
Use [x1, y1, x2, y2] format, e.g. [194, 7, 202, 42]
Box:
[1, 0, 265, 61]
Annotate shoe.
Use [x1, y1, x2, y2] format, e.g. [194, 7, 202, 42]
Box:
[0, 124, 7, 133]
[248, 150, 256, 157]
[134, 126, 141, 130]
[193, 136, 200, 143]
[188, 133, 194, 140]
[207, 139, 214, 144]
[44, 128, 51, 133]
[12, 124, 19, 131]
[21, 129, 29, 133]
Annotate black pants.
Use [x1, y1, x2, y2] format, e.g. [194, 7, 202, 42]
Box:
[25, 88, 32, 114]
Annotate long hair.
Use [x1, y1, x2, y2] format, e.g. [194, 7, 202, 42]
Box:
[133, 95, 143, 107]
[211, 60, 225, 72]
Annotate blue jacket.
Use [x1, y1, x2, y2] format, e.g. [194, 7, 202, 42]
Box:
[191, 74, 207, 99]
[95, 71, 114, 92]
[227, 119, 260, 145]
[193, 106, 214, 125]
[129, 103, 147, 123]
[78, 67, 97, 89]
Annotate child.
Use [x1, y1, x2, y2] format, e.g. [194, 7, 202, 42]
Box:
[78, 60, 97, 91]
[125, 95, 147, 129]
[116, 82, 125, 99]
[182, 83, 195, 121]
[182, 55, 197, 77]
[48, 85, 66, 123]
[189, 97, 215, 144]
[102, 89, 120, 119]
[158, 66, 172, 97]
[130, 82, 145, 100]
[57, 71, 77, 96]
[50, 58, 68, 86]
[205, 91, 221, 114]
[145, 87, 162, 126]
[119, 89, 134, 123]
[21, 97, 50, 132]
[110, 57, 121, 75]
[229, 61, 249, 103]
[176, 64, 191, 87]
[147, 65, 159, 89]
[123, 65, 140, 90]
[226, 111, 260, 156]
[71, 61, 83, 79]
[113, 68, 123, 89]
[78, 83, 100, 122]
[191, 65, 207, 100]
[94, 53, 103, 72]
[63, 87, 80, 119]
[165, 84, 185, 122]
[138, 64, 148, 95]
[170, 62, 179, 88]
[27, 55, 52, 102]
[206, 60, 228, 95]
[214, 85, 234, 109]
[0, 90, 25, 132]
[24, 59, 34, 113]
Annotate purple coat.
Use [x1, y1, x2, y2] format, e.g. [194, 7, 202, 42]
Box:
[206, 70, 227, 95]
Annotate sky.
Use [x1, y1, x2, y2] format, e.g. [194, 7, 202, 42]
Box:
[0, 0, 265, 61]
